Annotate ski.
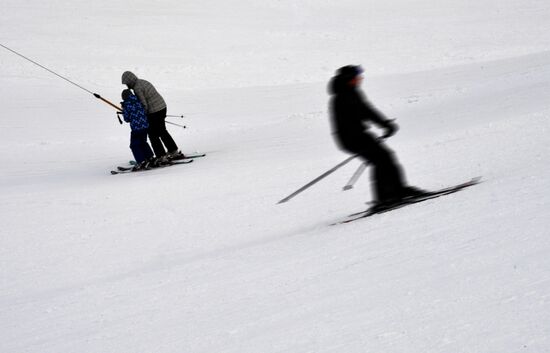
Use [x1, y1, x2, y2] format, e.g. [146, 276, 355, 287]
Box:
[110, 159, 193, 175]
[332, 177, 481, 225]
[182, 153, 206, 159]
[128, 153, 206, 165]
[343, 162, 368, 191]
[116, 162, 184, 171]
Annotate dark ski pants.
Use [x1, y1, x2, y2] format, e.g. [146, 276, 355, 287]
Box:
[130, 129, 154, 164]
[348, 133, 408, 203]
[147, 108, 178, 158]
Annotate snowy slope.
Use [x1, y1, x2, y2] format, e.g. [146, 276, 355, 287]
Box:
[1, 1, 550, 352]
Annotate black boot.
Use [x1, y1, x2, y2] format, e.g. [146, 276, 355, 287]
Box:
[401, 186, 428, 199]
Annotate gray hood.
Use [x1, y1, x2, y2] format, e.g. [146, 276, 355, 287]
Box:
[121, 71, 138, 88]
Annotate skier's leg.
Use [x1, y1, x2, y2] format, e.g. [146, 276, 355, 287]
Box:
[130, 131, 146, 164]
[143, 139, 154, 160]
[137, 130, 153, 164]
[147, 113, 167, 158]
[378, 147, 408, 193]
[357, 138, 408, 203]
[152, 108, 179, 153]
[370, 147, 428, 200]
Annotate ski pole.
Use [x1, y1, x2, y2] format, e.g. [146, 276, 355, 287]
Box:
[166, 114, 185, 118]
[340, 135, 387, 190]
[343, 162, 368, 190]
[166, 120, 186, 129]
[115, 111, 124, 124]
[100, 97, 188, 128]
[277, 155, 358, 204]
[116, 112, 186, 128]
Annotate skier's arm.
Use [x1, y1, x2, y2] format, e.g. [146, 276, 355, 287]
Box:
[380, 119, 398, 138]
[134, 87, 149, 113]
[362, 101, 399, 137]
[362, 101, 387, 125]
[120, 103, 131, 123]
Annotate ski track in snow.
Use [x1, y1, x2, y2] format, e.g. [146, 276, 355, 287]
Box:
[1, 1, 550, 353]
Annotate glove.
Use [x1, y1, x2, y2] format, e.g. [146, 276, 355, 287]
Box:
[381, 120, 399, 139]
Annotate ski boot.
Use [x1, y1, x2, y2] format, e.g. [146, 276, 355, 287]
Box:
[166, 150, 186, 161]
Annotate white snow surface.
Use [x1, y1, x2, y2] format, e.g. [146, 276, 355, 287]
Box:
[1, 1, 550, 352]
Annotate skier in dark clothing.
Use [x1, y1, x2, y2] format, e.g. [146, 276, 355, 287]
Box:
[121, 89, 155, 171]
[329, 65, 425, 208]
[121, 71, 184, 163]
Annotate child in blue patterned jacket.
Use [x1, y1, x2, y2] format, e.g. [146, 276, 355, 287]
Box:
[121, 89, 154, 171]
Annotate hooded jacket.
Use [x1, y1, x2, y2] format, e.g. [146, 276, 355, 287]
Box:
[328, 75, 392, 151]
[121, 71, 167, 114]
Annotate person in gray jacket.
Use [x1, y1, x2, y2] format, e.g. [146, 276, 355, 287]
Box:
[121, 71, 184, 162]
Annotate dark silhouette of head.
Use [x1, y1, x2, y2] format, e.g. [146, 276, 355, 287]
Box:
[121, 89, 133, 101]
[329, 65, 364, 95]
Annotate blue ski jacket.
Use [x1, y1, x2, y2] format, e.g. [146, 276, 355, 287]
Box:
[121, 94, 149, 132]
